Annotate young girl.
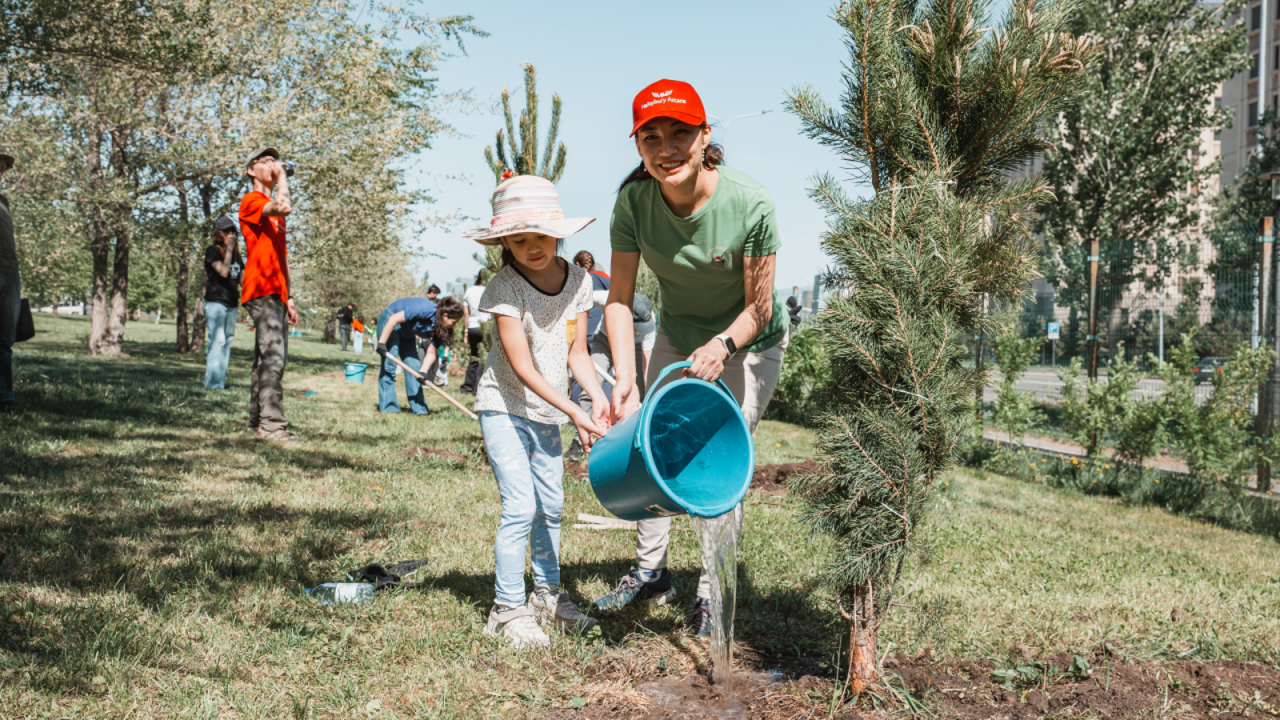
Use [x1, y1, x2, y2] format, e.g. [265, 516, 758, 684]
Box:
[463, 175, 611, 649]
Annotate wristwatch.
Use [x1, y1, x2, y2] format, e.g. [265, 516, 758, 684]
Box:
[714, 334, 738, 359]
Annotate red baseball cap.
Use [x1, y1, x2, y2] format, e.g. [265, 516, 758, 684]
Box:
[630, 79, 706, 137]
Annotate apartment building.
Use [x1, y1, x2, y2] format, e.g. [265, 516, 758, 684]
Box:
[1221, 0, 1275, 187]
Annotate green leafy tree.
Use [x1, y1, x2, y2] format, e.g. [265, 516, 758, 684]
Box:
[484, 63, 566, 184]
[1, 0, 482, 354]
[1040, 0, 1249, 339]
[787, 0, 1093, 692]
[991, 333, 1044, 457]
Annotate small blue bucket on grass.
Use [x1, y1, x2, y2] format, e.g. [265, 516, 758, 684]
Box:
[587, 361, 753, 521]
[344, 363, 368, 383]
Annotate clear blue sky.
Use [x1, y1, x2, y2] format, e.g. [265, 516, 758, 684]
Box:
[407, 0, 1011, 295]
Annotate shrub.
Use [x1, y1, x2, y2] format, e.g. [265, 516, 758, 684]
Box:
[764, 324, 829, 427]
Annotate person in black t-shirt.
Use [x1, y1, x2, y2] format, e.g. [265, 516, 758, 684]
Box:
[336, 302, 356, 351]
[204, 215, 244, 389]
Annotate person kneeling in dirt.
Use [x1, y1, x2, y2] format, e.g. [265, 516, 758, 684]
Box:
[374, 297, 463, 415]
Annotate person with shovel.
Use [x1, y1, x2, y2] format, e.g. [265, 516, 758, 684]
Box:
[374, 296, 464, 415]
[591, 79, 789, 637]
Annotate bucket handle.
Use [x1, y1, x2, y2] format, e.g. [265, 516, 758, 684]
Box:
[643, 361, 736, 406]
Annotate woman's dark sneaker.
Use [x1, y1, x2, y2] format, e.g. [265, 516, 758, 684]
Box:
[687, 598, 713, 637]
[591, 567, 675, 613]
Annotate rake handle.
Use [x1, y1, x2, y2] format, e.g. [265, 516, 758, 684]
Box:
[382, 352, 480, 421]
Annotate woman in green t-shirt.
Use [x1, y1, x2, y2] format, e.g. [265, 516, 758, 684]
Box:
[591, 79, 789, 636]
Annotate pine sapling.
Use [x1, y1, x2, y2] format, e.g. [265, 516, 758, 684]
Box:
[787, 0, 1094, 693]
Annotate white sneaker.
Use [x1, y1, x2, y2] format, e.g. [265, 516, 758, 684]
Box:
[483, 605, 550, 649]
[529, 591, 599, 635]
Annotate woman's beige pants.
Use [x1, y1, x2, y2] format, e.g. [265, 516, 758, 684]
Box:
[634, 329, 788, 599]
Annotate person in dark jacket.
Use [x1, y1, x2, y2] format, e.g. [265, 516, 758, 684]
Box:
[203, 215, 243, 389]
[336, 302, 356, 351]
[0, 147, 18, 411]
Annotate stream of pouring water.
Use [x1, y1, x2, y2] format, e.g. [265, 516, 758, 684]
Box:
[695, 511, 741, 686]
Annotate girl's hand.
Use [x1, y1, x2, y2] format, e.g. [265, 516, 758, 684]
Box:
[571, 409, 608, 452]
[685, 339, 730, 382]
[610, 379, 641, 425]
[590, 399, 612, 438]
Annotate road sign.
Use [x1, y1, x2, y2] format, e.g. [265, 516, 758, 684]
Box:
[1047, 322, 1060, 340]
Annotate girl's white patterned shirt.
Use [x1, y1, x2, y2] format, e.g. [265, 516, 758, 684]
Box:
[474, 261, 593, 425]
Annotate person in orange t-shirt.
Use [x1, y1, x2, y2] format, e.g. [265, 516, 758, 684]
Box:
[240, 147, 299, 442]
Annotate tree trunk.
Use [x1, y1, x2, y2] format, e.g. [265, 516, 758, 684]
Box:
[844, 582, 879, 696]
[191, 266, 208, 353]
[174, 184, 192, 352]
[324, 315, 337, 343]
[102, 217, 131, 355]
[88, 212, 113, 354]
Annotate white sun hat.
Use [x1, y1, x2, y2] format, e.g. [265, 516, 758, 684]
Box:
[463, 174, 594, 246]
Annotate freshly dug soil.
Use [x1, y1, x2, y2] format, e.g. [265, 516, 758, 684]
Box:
[565, 459, 816, 496]
[551, 643, 1280, 719]
[751, 459, 818, 496]
[888, 652, 1280, 719]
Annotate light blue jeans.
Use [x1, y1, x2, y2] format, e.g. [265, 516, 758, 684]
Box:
[377, 307, 428, 414]
[203, 301, 237, 389]
[481, 411, 565, 606]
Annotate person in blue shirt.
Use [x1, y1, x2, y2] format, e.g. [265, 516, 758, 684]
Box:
[375, 296, 464, 414]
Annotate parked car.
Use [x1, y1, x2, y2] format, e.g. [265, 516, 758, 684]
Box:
[1193, 357, 1228, 383]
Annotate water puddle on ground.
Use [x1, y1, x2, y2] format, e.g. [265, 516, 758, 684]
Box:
[693, 511, 740, 687]
[636, 672, 782, 718]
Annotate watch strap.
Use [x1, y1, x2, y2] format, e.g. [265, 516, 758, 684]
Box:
[715, 333, 738, 358]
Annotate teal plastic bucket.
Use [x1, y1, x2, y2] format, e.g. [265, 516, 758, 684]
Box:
[587, 361, 753, 521]
[344, 363, 367, 383]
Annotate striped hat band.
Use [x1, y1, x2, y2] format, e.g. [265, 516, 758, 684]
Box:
[462, 174, 595, 246]
[489, 183, 565, 227]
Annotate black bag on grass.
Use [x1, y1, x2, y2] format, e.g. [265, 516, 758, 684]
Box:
[345, 557, 430, 591]
[16, 298, 34, 342]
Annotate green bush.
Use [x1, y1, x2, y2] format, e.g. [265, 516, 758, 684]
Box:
[764, 324, 829, 427]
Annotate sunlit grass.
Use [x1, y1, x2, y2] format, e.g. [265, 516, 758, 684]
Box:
[1, 315, 1277, 718]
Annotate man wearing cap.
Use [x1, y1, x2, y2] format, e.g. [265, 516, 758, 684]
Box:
[0, 147, 19, 411]
[203, 214, 244, 390]
[240, 147, 299, 441]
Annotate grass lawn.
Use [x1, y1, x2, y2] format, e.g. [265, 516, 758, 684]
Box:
[2, 315, 1279, 718]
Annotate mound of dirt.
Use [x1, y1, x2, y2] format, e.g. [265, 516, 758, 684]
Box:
[751, 460, 818, 496]
[889, 652, 1280, 719]
[551, 642, 1280, 719]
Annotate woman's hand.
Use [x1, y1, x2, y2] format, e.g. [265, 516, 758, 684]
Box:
[610, 378, 642, 425]
[571, 409, 608, 452]
[685, 338, 730, 382]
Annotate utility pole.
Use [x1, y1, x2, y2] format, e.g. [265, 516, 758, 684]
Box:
[1085, 240, 1101, 381]
[1260, 217, 1276, 491]
[1085, 239, 1101, 451]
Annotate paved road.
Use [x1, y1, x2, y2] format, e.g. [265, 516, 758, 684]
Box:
[983, 370, 1208, 405]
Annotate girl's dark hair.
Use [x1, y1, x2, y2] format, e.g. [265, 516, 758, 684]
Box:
[211, 227, 242, 265]
[434, 296, 465, 347]
[618, 123, 723, 192]
[500, 238, 565, 267]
